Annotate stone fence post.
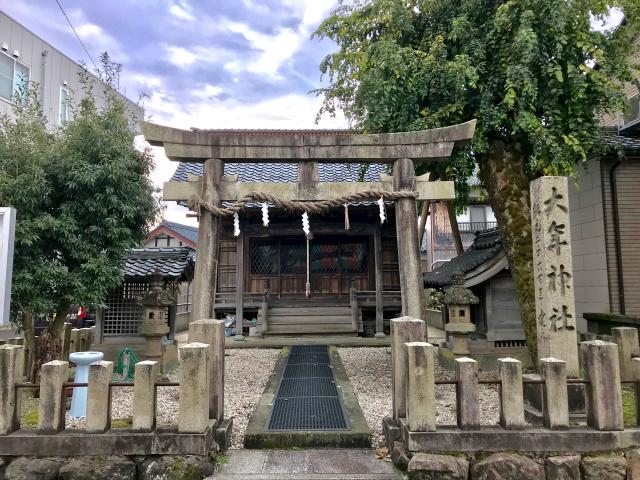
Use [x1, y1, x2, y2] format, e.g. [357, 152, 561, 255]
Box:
[581, 340, 623, 431]
[391, 317, 426, 420]
[455, 357, 480, 429]
[540, 357, 569, 429]
[0, 345, 21, 435]
[6, 338, 24, 381]
[179, 342, 210, 433]
[498, 358, 525, 429]
[86, 360, 113, 433]
[188, 319, 225, 422]
[62, 323, 71, 360]
[38, 360, 68, 434]
[132, 360, 159, 432]
[404, 342, 436, 432]
[611, 327, 640, 383]
[70, 328, 80, 355]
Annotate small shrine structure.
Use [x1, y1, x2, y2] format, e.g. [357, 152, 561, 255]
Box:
[92, 247, 194, 370]
[142, 121, 476, 337]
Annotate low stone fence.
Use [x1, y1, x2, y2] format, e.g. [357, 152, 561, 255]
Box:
[0, 319, 231, 459]
[384, 317, 640, 479]
[1, 324, 96, 380]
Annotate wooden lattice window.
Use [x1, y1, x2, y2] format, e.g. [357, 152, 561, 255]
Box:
[102, 282, 147, 336]
[250, 237, 368, 276]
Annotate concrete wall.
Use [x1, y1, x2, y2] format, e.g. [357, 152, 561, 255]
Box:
[0, 12, 142, 128]
[569, 159, 610, 330]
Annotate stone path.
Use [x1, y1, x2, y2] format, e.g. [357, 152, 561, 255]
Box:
[211, 449, 404, 479]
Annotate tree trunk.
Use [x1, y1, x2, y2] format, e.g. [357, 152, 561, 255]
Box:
[478, 139, 537, 364]
[22, 311, 36, 383]
[446, 200, 464, 256]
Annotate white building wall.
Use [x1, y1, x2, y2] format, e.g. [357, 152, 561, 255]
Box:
[144, 235, 185, 248]
[569, 159, 610, 331]
[0, 12, 142, 128]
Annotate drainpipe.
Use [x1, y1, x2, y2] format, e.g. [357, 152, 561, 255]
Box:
[40, 49, 48, 116]
[610, 160, 625, 314]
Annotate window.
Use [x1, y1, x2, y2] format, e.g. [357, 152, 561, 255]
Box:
[250, 238, 368, 276]
[0, 52, 29, 102]
[59, 86, 69, 125]
[0, 54, 13, 100]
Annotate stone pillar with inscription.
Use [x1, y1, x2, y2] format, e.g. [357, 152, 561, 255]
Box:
[530, 176, 579, 377]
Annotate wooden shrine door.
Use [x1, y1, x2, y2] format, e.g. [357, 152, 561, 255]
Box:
[247, 236, 371, 298]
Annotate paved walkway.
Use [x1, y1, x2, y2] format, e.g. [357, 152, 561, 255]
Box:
[211, 449, 404, 480]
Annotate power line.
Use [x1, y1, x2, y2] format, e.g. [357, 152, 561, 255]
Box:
[54, 0, 98, 71]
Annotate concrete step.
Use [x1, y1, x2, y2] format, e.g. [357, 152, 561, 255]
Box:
[211, 449, 404, 480]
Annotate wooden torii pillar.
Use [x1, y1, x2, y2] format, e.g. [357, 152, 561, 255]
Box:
[142, 120, 476, 338]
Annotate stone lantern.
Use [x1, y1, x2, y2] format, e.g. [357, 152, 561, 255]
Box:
[443, 272, 479, 356]
[138, 272, 176, 364]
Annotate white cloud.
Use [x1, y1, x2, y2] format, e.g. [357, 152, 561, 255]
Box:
[222, 21, 300, 77]
[166, 46, 197, 67]
[217, 1, 336, 78]
[169, 3, 195, 21]
[193, 84, 223, 99]
[139, 88, 348, 227]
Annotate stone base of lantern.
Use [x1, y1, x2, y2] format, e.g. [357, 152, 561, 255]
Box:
[437, 337, 532, 371]
[445, 322, 475, 356]
[92, 337, 178, 374]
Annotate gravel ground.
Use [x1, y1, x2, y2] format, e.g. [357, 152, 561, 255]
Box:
[21, 349, 279, 449]
[338, 347, 501, 448]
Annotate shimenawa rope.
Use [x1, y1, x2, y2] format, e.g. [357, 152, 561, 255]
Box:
[187, 189, 417, 217]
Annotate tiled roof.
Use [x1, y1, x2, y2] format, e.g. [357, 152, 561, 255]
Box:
[124, 247, 195, 281]
[171, 162, 388, 183]
[161, 220, 198, 245]
[606, 134, 640, 152]
[423, 228, 504, 288]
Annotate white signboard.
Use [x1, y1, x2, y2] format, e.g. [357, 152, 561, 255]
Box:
[0, 207, 16, 326]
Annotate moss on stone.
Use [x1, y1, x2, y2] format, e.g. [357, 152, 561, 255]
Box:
[623, 386, 636, 427]
[23, 409, 38, 427]
[212, 454, 229, 466]
[169, 457, 200, 480]
[110, 417, 132, 429]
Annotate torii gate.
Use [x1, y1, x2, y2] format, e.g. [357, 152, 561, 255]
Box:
[142, 120, 476, 335]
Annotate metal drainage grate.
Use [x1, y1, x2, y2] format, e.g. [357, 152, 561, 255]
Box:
[269, 397, 347, 430]
[267, 345, 349, 431]
[278, 378, 339, 397]
[287, 352, 330, 364]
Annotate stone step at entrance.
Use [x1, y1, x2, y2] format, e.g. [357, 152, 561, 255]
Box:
[259, 306, 356, 336]
[244, 345, 371, 448]
[211, 449, 403, 480]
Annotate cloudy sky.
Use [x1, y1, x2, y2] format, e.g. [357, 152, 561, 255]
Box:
[2, 1, 624, 226]
[2, 0, 346, 224]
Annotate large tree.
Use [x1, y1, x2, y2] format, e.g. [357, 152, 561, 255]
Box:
[315, 0, 640, 361]
[0, 55, 159, 376]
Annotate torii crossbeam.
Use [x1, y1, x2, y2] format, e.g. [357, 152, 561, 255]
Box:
[143, 120, 476, 331]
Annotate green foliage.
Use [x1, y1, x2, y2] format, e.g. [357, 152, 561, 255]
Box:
[0, 53, 160, 331]
[315, 0, 640, 180]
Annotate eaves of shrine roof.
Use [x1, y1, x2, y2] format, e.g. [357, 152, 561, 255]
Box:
[604, 134, 640, 153]
[123, 247, 195, 281]
[171, 162, 388, 183]
[423, 228, 505, 289]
